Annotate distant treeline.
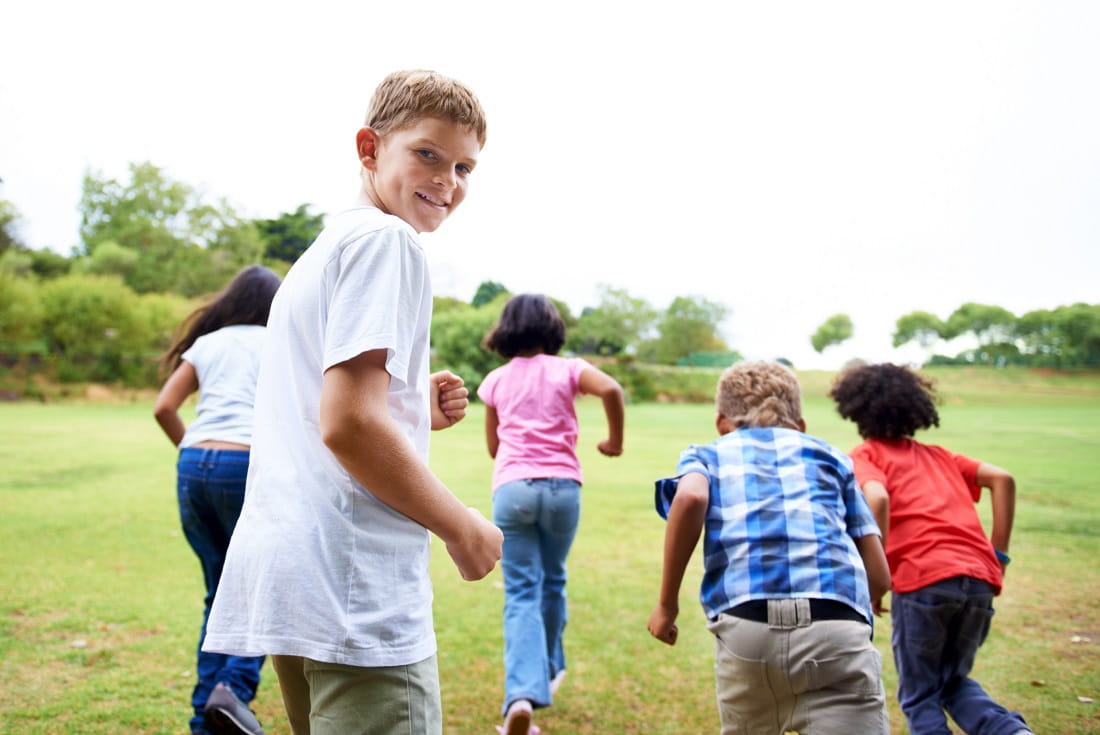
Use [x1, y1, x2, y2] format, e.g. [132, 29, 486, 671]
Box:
[1, 163, 1097, 400]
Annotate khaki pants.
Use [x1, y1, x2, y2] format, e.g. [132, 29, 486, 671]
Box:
[271, 654, 442, 735]
[707, 600, 889, 735]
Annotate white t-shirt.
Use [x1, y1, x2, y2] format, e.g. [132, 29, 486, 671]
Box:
[179, 325, 266, 448]
[203, 206, 436, 667]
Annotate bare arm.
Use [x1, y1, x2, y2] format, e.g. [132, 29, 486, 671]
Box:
[647, 472, 708, 646]
[153, 361, 199, 446]
[860, 480, 890, 548]
[320, 349, 502, 580]
[578, 366, 625, 457]
[855, 533, 892, 615]
[977, 462, 1016, 566]
[483, 404, 500, 458]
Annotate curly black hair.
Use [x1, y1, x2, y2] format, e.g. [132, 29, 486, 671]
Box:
[829, 363, 939, 439]
[483, 293, 565, 358]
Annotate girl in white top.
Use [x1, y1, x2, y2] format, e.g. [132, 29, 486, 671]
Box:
[154, 264, 281, 735]
[478, 294, 625, 735]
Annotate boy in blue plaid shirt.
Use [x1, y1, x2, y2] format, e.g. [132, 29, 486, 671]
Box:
[647, 361, 892, 735]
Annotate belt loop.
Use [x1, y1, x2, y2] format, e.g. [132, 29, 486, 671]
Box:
[795, 598, 811, 627]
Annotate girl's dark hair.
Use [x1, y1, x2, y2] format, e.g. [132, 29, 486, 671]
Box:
[829, 362, 939, 440]
[159, 265, 282, 376]
[483, 293, 566, 358]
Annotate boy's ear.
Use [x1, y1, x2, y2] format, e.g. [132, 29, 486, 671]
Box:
[797, 417, 807, 432]
[356, 127, 381, 171]
[716, 414, 736, 435]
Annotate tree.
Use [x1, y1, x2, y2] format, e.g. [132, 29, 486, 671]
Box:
[0, 272, 41, 349]
[810, 313, 854, 353]
[78, 162, 260, 295]
[0, 198, 24, 256]
[472, 280, 509, 308]
[567, 285, 657, 356]
[255, 204, 325, 263]
[943, 302, 1016, 343]
[430, 300, 505, 395]
[638, 295, 729, 365]
[893, 311, 946, 348]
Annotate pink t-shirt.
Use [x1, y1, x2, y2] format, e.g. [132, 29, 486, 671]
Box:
[477, 354, 590, 490]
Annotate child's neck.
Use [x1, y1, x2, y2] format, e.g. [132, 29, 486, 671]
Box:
[515, 349, 545, 358]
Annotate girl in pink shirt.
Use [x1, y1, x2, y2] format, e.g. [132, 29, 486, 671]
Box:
[477, 294, 625, 735]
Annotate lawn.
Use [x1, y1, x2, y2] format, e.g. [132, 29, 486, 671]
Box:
[0, 367, 1097, 734]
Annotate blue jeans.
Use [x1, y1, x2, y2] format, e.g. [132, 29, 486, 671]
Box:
[891, 576, 1029, 735]
[178, 448, 265, 734]
[493, 478, 581, 715]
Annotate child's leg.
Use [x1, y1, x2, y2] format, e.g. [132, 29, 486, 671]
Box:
[536, 479, 580, 687]
[287, 655, 441, 735]
[178, 448, 262, 732]
[271, 655, 311, 735]
[494, 480, 552, 714]
[787, 619, 889, 735]
[938, 578, 1031, 735]
[706, 613, 788, 735]
[892, 579, 966, 734]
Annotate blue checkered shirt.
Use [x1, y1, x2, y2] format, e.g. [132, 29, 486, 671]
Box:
[655, 427, 880, 623]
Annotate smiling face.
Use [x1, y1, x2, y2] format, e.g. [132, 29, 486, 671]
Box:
[357, 116, 481, 233]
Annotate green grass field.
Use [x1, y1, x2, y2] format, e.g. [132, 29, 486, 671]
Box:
[1, 367, 1098, 734]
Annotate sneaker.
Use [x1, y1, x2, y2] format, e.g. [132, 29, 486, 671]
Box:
[203, 683, 264, 735]
[549, 670, 566, 696]
[501, 699, 534, 735]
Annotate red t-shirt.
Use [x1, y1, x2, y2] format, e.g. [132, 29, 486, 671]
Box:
[849, 438, 1003, 595]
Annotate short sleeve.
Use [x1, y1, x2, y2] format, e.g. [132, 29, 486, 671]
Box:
[849, 444, 887, 487]
[654, 445, 711, 519]
[180, 333, 212, 374]
[322, 226, 427, 387]
[477, 368, 500, 408]
[952, 452, 983, 502]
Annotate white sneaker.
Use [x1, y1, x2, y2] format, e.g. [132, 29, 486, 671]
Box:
[549, 670, 566, 696]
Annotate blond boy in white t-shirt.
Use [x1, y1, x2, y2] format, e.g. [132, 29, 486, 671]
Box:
[203, 70, 502, 735]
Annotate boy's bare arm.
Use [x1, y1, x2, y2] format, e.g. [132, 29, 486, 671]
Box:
[578, 366, 625, 456]
[854, 533, 892, 615]
[648, 472, 708, 646]
[860, 480, 890, 547]
[320, 349, 502, 580]
[977, 462, 1016, 561]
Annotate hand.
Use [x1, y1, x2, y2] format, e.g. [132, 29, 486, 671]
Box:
[444, 506, 503, 581]
[430, 370, 468, 430]
[647, 604, 679, 646]
[597, 438, 622, 457]
[872, 595, 889, 616]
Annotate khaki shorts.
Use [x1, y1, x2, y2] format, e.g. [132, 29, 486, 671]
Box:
[271, 654, 442, 735]
[707, 599, 889, 735]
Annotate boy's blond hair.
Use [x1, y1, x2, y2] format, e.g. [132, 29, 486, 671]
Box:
[716, 361, 802, 431]
[366, 69, 487, 146]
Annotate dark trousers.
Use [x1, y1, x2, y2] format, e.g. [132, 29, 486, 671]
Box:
[891, 576, 1029, 735]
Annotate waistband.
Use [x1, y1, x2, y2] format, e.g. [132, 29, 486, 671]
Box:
[725, 598, 866, 626]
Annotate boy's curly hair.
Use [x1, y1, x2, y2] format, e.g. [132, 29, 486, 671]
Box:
[829, 362, 940, 439]
[367, 69, 487, 146]
[716, 361, 802, 431]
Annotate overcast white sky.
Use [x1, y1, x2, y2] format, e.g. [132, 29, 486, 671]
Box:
[3, 1, 1098, 369]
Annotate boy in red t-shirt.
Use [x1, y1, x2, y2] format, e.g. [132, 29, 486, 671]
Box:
[830, 363, 1033, 735]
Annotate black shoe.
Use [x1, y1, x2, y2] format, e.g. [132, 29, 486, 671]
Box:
[203, 683, 264, 735]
